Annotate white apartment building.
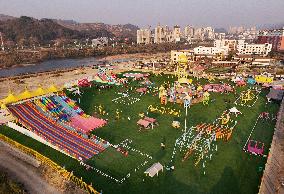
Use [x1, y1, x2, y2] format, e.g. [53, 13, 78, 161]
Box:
[237, 40, 272, 56]
[171, 50, 194, 63]
[137, 29, 151, 44]
[193, 46, 229, 56]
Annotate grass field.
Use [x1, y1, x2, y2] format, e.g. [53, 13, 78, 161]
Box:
[0, 72, 280, 194]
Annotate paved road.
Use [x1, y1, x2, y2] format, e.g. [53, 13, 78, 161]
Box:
[0, 142, 62, 194]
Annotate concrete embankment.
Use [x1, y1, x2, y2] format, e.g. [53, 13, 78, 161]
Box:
[258, 99, 284, 194]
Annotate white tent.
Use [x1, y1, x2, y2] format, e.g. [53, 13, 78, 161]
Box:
[229, 107, 242, 116]
[144, 162, 163, 177]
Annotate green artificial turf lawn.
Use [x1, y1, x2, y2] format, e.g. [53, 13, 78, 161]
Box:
[0, 72, 280, 194]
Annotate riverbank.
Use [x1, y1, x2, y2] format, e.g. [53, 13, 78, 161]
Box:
[0, 42, 187, 69]
[0, 52, 169, 78]
[0, 51, 170, 98]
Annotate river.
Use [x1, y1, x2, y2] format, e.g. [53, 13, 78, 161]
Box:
[0, 57, 132, 78]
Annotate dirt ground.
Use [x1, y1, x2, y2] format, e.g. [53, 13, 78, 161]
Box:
[0, 140, 87, 194]
[0, 52, 169, 99]
[98, 52, 169, 61]
[0, 141, 61, 194]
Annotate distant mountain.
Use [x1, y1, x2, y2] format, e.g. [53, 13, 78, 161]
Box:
[0, 14, 15, 21]
[0, 16, 85, 43]
[0, 14, 139, 44]
[55, 20, 139, 40]
[0, 15, 116, 45]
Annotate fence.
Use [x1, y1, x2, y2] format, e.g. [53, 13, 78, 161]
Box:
[0, 134, 100, 194]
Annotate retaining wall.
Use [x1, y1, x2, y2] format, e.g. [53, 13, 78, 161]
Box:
[259, 99, 284, 194]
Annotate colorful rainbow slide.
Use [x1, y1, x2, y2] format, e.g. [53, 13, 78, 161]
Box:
[8, 102, 105, 160]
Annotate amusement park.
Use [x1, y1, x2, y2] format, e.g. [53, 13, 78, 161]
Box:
[0, 52, 281, 194]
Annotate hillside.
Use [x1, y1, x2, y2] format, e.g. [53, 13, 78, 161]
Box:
[0, 16, 116, 45]
[54, 20, 139, 40]
[0, 14, 15, 21]
[0, 16, 86, 44]
[0, 14, 138, 45]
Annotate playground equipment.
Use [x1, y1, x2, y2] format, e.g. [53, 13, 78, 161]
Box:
[158, 85, 168, 105]
[255, 74, 273, 84]
[172, 121, 180, 128]
[247, 140, 264, 156]
[161, 95, 167, 105]
[241, 89, 254, 103]
[8, 102, 105, 160]
[260, 112, 269, 120]
[175, 54, 188, 78]
[95, 67, 119, 85]
[203, 84, 233, 93]
[234, 88, 260, 107]
[175, 54, 192, 85]
[247, 77, 256, 85]
[167, 110, 238, 170]
[243, 112, 271, 157]
[206, 75, 215, 83]
[202, 91, 210, 105]
[78, 78, 92, 87]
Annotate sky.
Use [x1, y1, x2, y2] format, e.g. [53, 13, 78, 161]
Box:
[0, 0, 284, 28]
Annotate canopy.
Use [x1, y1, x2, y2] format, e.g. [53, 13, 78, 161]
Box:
[137, 119, 150, 128]
[267, 88, 284, 101]
[229, 107, 241, 114]
[70, 115, 107, 134]
[144, 117, 156, 123]
[144, 162, 163, 177]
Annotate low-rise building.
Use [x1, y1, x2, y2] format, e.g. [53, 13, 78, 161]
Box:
[251, 57, 274, 67]
[193, 46, 229, 56]
[257, 28, 284, 51]
[237, 40, 272, 56]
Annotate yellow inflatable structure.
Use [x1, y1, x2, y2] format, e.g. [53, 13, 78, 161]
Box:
[255, 75, 273, 84]
[0, 84, 60, 107]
